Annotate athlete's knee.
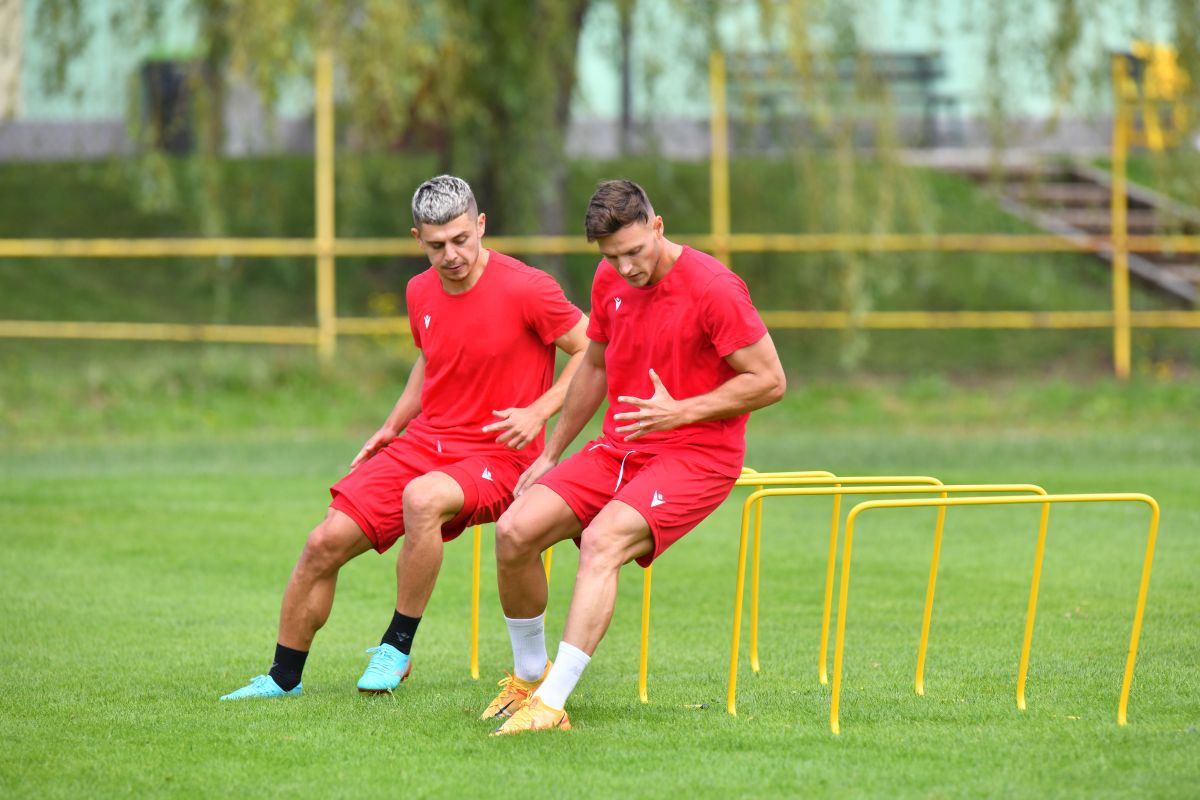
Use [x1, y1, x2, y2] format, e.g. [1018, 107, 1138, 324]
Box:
[578, 524, 648, 574]
[299, 514, 366, 574]
[402, 474, 459, 526]
[495, 504, 542, 566]
[577, 531, 624, 574]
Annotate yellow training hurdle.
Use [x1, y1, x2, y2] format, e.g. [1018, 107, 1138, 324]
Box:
[829, 493, 1160, 735]
[467, 467, 850, 697]
[635, 469, 837, 703]
[735, 475, 947, 682]
[466, 480, 1160, 735]
[469, 524, 482, 680]
[725, 483, 1051, 716]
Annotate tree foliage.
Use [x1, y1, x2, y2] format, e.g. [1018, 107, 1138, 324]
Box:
[33, 0, 591, 239]
[28, 0, 1200, 362]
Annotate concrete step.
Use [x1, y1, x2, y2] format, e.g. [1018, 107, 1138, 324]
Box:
[1069, 162, 1200, 227]
[1142, 250, 1200, 265]
[995, 194, 1198, 304]
[958, 159, 1199, 305]
[1053, 208, 1158, 226]
[1162, 264, 1200, 283]
[1054, 208, 1160, 233]
[1009, 181, 1112, 207]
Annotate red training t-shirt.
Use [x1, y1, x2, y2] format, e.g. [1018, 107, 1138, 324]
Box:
[586, 245, 768, 477]
[404, 249, 582, 460]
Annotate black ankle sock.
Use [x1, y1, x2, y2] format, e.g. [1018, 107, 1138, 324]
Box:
[381, 610, 421, 655]
[268, 643, 308, 691]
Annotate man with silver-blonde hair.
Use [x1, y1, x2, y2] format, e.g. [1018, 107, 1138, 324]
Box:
[411, 174, 477, 226]
[221, 175, 588, 701]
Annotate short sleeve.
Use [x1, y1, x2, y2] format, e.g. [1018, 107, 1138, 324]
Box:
[585, 262, 611, 343]
[522, 269, 583, 345]
[406, 280, 423, 348]
[702, 271, 768, 357]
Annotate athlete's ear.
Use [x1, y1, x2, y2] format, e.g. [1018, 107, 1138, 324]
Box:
[652, 215, 664, 238]
[476, 212, 487, 238]
[410, 226, 422, 243]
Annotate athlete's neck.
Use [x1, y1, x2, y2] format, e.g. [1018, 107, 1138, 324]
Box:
[647, 239, 684, 286]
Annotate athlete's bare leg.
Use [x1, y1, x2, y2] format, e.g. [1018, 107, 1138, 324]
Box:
[560, 500, 653, 654]
[278, 508, 374, 650]
[393, 471, 464, 616]
[489, 499, 653, 727]
[495, 485, 584, 619]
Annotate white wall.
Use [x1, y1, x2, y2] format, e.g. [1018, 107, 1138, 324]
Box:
[0, 0, 22, 120]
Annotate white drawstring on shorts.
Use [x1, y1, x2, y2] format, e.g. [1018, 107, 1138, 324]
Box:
[589, 442, 638, 492]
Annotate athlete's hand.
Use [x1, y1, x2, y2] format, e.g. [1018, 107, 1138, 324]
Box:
[614, 368, 689, 441]
[351, 427, 398, 470]
[513, 454, 558, 497]
[482, 406, 546, 449]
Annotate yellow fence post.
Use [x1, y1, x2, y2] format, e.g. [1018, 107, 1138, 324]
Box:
[1111, 55, 1132, 381]
[709, 51, 732, 268]
[315, 49, 337, 367]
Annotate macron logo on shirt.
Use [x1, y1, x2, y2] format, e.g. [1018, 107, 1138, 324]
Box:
[614, 297, 622, 312]
[482, 467, 493, 482]
[423, 314, 431, 329]
[651, 490, 665, 508]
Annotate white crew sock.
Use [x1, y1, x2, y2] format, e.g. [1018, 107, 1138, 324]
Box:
[534, 641, 591, 710]
[505, 613, 548, 681]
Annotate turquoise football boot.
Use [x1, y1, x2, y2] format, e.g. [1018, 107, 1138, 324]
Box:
[357, 644, 412, 693]
[220, 674, 301, 701]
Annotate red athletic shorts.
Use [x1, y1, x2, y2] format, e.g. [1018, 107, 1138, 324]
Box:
[330, 434, 526, 553]
[538, 439, 738, 567]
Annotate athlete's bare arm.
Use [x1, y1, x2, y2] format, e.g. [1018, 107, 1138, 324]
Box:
[482, 315, 590, 450]
[613, 333, 786, 441]
[513, 338, 609, 495]
[350, 352, 426, 469]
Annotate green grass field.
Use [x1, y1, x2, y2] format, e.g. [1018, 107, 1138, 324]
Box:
[3, 148, 1197, 797]
[2, 357, 1198, 798]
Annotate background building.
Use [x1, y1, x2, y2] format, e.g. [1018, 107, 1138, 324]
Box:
[0, 0, 1184, 160]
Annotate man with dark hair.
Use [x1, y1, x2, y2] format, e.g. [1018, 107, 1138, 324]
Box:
[484, 179, 786, 734]
[582, 178, 655, 242]
[221, 175, 588, 700]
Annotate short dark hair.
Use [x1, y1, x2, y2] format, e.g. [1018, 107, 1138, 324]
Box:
[585, 180, 654, 241]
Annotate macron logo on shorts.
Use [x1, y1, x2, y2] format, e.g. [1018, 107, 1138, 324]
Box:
[482, 467, 494, 482]
[651, 490, 665, 508]
[423, 314, 431, 329]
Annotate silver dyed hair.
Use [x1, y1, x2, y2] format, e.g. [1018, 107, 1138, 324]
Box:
[411, 175, 478, 226]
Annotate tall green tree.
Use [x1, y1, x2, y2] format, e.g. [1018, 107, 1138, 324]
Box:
[219, 0, 591, 245]
[33, 1, 592, 240]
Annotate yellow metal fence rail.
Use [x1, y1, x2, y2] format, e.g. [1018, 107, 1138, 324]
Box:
[1, 52, 1197, 377]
